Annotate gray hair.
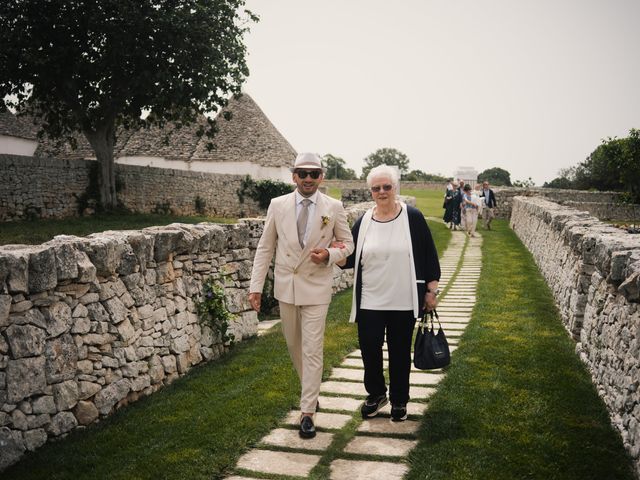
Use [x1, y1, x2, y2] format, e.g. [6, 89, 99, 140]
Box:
[366, 164, 400, 190]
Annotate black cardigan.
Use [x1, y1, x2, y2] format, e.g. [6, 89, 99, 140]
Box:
[341, 205, 441, 321]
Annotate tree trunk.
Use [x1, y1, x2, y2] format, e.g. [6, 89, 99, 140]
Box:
[84, 122, 117, 210]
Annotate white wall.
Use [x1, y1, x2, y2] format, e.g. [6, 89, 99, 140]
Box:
[116, 156, 292, 183]
[0, 135, 38, 156]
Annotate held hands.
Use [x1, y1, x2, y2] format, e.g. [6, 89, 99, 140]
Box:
[310, 241, 346, 264]
[249, 292, 261, 312]
[329, 241, 347, 267]
[310, 248, 330, 264]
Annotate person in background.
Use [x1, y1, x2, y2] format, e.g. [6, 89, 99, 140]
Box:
[248, 152, 354, 439]
[337, 164, 441, 422]
[480, 180, 497, 230]
[443, 178, 456, 228]
[462, 184, 479, 237]
[452, 179, 464, 230]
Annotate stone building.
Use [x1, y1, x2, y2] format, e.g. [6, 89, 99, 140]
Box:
[0, 111, 39, 157]
[2, 93, 296, 183]
[453, 166, 479, 188]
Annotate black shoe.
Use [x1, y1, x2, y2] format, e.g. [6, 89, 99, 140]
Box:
[299, 415, 316, 439]
[361, 394, 388, 419]
[391, 404, 407, 422]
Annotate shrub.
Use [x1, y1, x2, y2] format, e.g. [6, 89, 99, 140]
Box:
[196, 277, 235, 345]
[194, 195, 206, 214]
[237, 176, 293, 209]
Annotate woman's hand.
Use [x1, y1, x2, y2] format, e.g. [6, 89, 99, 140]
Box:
[330, 241, 348, 267]
[424, 291, 438, 311]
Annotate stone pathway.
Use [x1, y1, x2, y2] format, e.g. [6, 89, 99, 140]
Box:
[229, 231, 482, 479]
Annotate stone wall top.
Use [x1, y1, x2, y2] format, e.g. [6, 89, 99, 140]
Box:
[511, 196, 640, 302]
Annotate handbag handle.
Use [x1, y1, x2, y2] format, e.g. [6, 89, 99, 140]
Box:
[419, 309, 440, 332]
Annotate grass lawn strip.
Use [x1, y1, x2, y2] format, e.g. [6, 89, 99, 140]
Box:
[405, 220, 636, 480]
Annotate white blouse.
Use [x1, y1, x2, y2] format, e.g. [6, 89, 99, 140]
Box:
[360, 216, 413, 311]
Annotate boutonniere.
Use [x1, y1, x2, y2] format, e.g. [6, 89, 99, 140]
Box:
[321, 215, 331, 228]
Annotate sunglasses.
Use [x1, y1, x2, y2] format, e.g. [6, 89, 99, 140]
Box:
[370, 184, 393, 193]
[295, 170, 322, 179]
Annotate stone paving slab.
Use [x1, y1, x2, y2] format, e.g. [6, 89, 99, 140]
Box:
[357, 417, 421, 434]
[377, 401, 428, 416]
[285, 411, 352, 430]
[320, 381, 434, 400]
[330, 459, 408, 480]
[256, 319, 281, 336]
[261, 428, 334, 451]
[318, 395, 363, 412]
[321, 381, 368, 397]
[437, 316, 470, 323]
[225, 476, 261, 480]
[441, 324, 468, 331]
[341, 357, 371, 368]
[236, 449, 321, 477]
[344, 436, 418, 457]
[348, 350, 388, 359]
[331, 368, 364, 381]
[436, 311, 472, 317]
[410, 386, 437, 398]
[409, 372, 445, 385]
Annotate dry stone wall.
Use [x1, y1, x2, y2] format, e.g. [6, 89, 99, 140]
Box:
[116, 164, 262, 218]
[0, 154, 263, 221]
[0, 201, 370, 470]
[494, 187, 637, 221]
[510, 196, 640, 473]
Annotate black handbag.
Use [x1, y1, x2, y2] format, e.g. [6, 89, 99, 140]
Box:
[413, 309, 451, 370]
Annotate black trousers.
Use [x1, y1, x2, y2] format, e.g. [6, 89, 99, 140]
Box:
[357, 309, 416, 405]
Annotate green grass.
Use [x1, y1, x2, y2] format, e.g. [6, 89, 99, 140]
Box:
[427, 219, 451, 261]
[5, 292, 360, 480]
[0, 213, 236, 246]
[326, 186, 341, 200]
[406, 220, 635, 480]
[401, 188, 445, 218]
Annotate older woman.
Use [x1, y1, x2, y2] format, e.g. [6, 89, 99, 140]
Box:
[461, 184, 480, 237]
[338, 165, 441, 421]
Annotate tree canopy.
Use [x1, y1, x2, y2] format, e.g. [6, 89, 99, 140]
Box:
[544, 129, 640, 202]
[477, 167, 512, 186]
[0, 0, 256, 209]
[361, 148, 410, 179]
[322, 154, 357, 180]
[402, 170, 448, 182]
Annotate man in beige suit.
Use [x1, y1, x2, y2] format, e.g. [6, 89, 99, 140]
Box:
[249, 152, 354, 439]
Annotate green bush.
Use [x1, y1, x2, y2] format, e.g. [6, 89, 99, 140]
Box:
[196, 277, 234, 345]
[237, 176, 293, 209]
[194, 195, 206, 214]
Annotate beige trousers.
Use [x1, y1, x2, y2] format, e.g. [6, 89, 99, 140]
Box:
[279, 301, 329, 413]
[465, 209, 478, 236]
[483, 207, 495, 228]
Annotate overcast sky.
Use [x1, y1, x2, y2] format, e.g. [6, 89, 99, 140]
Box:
[242, 0, 640, 185]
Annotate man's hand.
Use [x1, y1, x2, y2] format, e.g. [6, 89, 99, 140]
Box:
[310, 248, 330, 264]
[249, 292, 262, 312]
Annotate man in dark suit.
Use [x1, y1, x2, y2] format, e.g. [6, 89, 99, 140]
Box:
[479, 180, 497, 230]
